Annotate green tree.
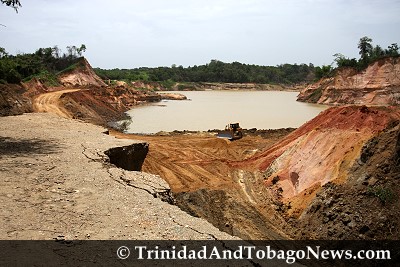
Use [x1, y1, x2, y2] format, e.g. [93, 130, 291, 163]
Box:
[66, 45, 77, 58]
[386, 43, 399, 56]
[358, 36, 373, 62]
[77, 44, 87, 56]
[1, 0, 21, 12]
[6, 68, 21, 83]
[0, 44, 87, 84]
[333, 53, 357, 68]
[370, 45, 384, 61]
[315, 65, 333, 80]
[94, 58, 317, 85]
[52, 45, 61, 58]
[0, 47, 8, 58]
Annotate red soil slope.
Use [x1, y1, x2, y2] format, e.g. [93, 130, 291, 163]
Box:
[235, 106, 400, 200]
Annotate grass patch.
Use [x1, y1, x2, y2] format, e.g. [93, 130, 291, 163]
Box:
[367, 186, 396, 204]
[57, 60, 84, 75]
[24, 70, 61, 87]
[307, 87, 323, 103]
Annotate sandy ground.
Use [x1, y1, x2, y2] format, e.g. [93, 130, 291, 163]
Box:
[0, 113, 237, 240]
[32, 89, 82, 118]
[111, 132, 287, 193]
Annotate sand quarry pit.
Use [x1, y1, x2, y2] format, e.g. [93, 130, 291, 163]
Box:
[111, 131, 289, 193]
[111, 105, 400, 239]
[21, 86, 400, 240]
[111, 130, 294, 239]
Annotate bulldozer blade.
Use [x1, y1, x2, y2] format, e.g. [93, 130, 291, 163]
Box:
[217, 132, 233, 139]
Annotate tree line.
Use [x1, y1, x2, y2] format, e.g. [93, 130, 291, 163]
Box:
[0, 45, 86, 84]
[1, 37, 398, 86]
[315, 36, 399, 79]
[94, 61, 316, 85]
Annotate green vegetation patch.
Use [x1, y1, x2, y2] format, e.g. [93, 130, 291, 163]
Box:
[57, 59, 85, 75]
[0, 44, 86, 84]
[367, 186, 396, 204]
[24, 70, 60, 87]
[307, 87, 323, 103]
[332, 37, 399, 73]
[94, 60, 317, 85]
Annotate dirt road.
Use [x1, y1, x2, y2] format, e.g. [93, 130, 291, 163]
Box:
[32, 89, 81, 118]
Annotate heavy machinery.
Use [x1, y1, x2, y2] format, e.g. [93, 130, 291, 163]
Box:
[217, 123, 243, 140]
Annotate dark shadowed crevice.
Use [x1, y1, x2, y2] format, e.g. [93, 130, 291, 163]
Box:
[104, 143, 149, 171]
[173, 188, 286, 240]
[104, 143, 176, 205]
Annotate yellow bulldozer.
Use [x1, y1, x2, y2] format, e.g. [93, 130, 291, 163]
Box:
[217, 122, 243, 140]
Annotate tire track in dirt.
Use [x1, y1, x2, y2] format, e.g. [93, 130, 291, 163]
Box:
[32, 89, 81, 118]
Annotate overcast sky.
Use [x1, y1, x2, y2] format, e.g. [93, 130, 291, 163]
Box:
[1, 0, 399, 69]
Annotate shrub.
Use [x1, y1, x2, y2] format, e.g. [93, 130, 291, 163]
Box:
[367, 186, 395, 204]
[116, 119, 132, 132]
[307, 87, 323, 103]
[24, 70, 60, 87]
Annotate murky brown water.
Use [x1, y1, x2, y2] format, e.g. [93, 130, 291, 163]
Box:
[126, 91, 327, 133]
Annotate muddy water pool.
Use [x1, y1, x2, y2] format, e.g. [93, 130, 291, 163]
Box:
[125, 90, 328, 134]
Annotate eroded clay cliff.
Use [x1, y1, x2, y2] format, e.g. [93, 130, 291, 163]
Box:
[297, 57, 400, 105]
[58, 57, 107, 87]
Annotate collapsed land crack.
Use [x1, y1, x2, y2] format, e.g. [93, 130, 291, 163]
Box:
[121, 175, 175, 205]
[80, 144, 103, 162]
[168, 212, 217, 240]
